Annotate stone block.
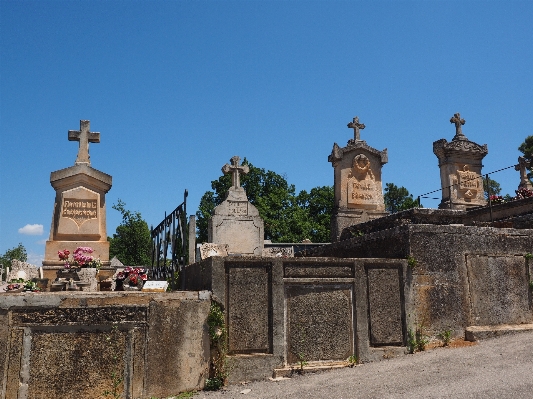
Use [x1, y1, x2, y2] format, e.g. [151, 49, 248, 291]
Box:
[227, 262, 272, 354]
[366, 266, 404, 345]
[286, 284, 353, 364]
[467, 254, 530, 325]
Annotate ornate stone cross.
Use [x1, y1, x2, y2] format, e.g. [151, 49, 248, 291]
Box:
[347, 116, 365, 141]
[516, 156, 533, 190]
[450, 113, 466, 140]
[222, 156, 249, 188]
[68, 120, 100, 165]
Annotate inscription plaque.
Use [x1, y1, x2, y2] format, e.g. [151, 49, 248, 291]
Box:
[62, 198, 98, 227]
[227, 201, 248, 216]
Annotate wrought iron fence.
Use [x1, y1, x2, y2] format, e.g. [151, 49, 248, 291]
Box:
[150, 190, 188, 290]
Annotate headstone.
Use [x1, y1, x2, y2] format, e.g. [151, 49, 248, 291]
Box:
[262, 247, 294, 257]
[433, 113, 488, 210]
[6, 260, 39, 282]
[142, 280, 169, 292]
[199, 243, 229, 259]
[208, 156, 264, 256]
[42, 120, 112, 278]
[329, 116, 388, 241]
[516, 156, 533, 190]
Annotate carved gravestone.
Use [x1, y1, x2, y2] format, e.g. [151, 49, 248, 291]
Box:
[516, 156, 533, 191]
[433, 113, 488, 210]
[7, 260, 39, 281]
[42, 120, 112, 279]
[208, 156, 264, 256]
[329, 117, 388, 241]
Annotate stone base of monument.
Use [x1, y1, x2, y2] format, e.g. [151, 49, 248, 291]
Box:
[331, 209, 389, 241]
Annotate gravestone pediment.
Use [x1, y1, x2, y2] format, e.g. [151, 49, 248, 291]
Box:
[330, 117, 389, 240]
[43, 120, 112, 271]
[208, 156, 264, 256]
[433, 113, 488, 210]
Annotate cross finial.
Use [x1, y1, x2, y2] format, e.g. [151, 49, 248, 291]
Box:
[222, 156, 249, 188]
[450, 113, 466, 140]
[347, 116, 365, 141]
[68, 120, 100, 165]
[516, 156, 533, 190]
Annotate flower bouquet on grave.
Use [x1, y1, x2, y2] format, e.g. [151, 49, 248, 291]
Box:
[58, 247, 102, 270]
[515, 187, 533, 199]
[115, 267, 148, 291]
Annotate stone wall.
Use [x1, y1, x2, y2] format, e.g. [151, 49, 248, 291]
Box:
[0, 292, 210, 399]
[183, 257, 408, 382]
[304, 224, 533, 336]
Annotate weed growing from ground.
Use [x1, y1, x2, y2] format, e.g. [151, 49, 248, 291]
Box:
[347, 355, 358, 367]
[407, 256, 417, 268]
[439, 329, 452, 346]
[205, 302, 229, 391]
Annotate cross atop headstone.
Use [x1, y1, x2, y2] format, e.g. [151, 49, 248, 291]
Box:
[347, 116, 365, 141]
[515, 156, 533, 190]
[222, 156, 249, 188]
[68, 120, 100, 165]
[450, 113, 466, 140]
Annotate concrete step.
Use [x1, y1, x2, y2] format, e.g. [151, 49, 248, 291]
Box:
[465, 324, 533, 342]
[273, 361, 354, 378]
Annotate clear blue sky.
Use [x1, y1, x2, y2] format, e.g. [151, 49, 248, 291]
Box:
[1, 0, 532, 264]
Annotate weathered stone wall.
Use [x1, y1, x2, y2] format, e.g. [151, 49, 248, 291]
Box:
[304, 224, 533, 336]
[183, 257, 408, 382]
[0, 292, 210, 399]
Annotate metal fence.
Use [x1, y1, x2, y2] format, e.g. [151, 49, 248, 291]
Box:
[150, 190, 188, 290]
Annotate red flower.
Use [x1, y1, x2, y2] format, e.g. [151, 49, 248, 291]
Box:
[129, 275, 138, 285]
[140, 274, 148, 281]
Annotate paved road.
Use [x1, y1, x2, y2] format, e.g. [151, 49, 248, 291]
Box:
[199, 332, 533, 399]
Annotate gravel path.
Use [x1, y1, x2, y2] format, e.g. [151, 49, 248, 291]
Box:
[198, 332, 533, 399]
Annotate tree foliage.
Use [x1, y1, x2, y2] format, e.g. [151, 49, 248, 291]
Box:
[196, 159, 333, 243]
[1, 243, 28, 278]
[482, 177, 502, 199]
[108, 200, 152, 266]
[518, 135, 533, 181]
[383, 183, 419, 213]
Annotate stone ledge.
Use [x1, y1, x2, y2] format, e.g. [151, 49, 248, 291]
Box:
[465, 324, 533, 342]
[273, 361, 353, 378]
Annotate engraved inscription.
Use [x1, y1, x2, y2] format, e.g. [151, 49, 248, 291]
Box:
[348, 180, 376, 205]
[228, 201, 248, 216]
[62, 198, 98, 227]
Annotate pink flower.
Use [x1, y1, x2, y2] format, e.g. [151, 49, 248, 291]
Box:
[140, 274, 148, 281]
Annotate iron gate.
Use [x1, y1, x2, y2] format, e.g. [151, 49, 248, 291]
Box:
[150, 190, 188, 290]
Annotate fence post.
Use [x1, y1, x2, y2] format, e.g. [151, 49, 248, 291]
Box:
[188, 215, 196, 265]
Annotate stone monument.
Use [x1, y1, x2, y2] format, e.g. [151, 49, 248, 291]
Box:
[433, 113, 488, 210]
[208, 156, 264, 256]
[42, 120, 112, 278]
[516, 156, 533, 190]
[329, 116, 388, 241]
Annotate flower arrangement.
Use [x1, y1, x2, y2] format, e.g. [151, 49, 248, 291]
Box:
[489, 195, 505, 205]
[58, 247, 101, 269]
[115, 267, 148, 290]
[515, 187, 533, 199]
[4, 278, 40, 292]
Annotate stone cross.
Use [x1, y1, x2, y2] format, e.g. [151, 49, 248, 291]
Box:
[347, 116, 365, 141]
[68, 120, 100, 165]
[450, 113, 466, 140]
[515, 156, 533, 189]
[222, 156, 249, 188]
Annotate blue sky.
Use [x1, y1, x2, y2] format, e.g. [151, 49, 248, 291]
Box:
[1, 0, 532, 264]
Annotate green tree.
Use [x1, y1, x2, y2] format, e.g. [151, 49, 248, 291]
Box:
[108, 200, 152, 266]
[518, 135, 533, 181]
[1, 243, 27, 279]
[196, 159, 333, 243]
[483, 177, 502, 199]
[383, 183, 419, 213]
